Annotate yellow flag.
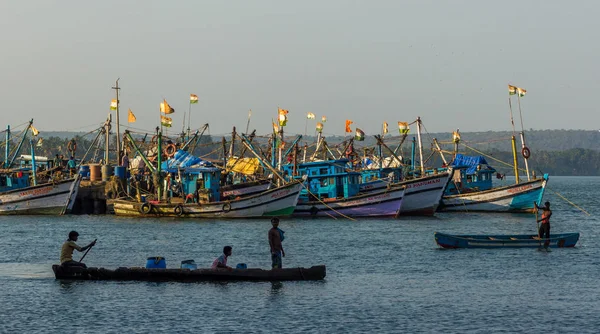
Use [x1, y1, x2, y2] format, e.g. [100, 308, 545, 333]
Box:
[128, 109, 136, 123]
[110, 99, 118, 110]
[160, 99, 175, 114]
[383, 122, 388, 134]
[452, 130, 461, 143]
[31, 126, 39, 136]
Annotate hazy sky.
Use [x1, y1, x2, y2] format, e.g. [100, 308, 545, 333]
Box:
[2, 1, 599, 137]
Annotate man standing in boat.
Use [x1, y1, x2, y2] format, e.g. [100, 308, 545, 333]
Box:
[60, 231, 96, 268]
[268, 217, 285, 269]
[534, 201, 552, 248]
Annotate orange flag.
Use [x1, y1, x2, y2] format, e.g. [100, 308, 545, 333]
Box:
[345, 120, 353, 133]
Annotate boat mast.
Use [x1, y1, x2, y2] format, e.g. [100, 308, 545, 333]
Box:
[104, 114, 112, 165]
[517, 94, 531, 180]
[229, 126, 236, 158]
[4, 125, 9, 168]
[507, 91, 520, 183]
[433, 138, 447, 166]
[112, 79, 121, 165]
[416, 117, 425, 175]
[30, 137, 37, 186]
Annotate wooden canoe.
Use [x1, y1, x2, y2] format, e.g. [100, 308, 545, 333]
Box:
[52, 264, 326, 282]
[434, 232, 579, 249]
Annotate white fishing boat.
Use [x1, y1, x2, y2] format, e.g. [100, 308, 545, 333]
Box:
[0, 176, 81, 215]
[113, 180, 302, 218]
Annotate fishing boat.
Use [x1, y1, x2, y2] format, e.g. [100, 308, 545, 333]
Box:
[434, 232, 579, 249]
[113, 178, 302, 218]
[438, 154, 548, 213]
[282, 159, 405, 217]
[0, 174, 81, 215]
[360, 171, 451, 216]
[51, 264, 326, 282]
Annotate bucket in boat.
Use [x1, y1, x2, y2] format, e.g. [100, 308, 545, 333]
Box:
[89, 164, 102, 181]
[146, 257, 166, 269]
[114, 166, 126, 180]
[180, 259, 197, 270]
[79, 165, 90, 178]
[101, 164, 113, 181]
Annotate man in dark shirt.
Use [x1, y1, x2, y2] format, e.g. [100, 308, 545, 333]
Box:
[268, 217, 285, 269]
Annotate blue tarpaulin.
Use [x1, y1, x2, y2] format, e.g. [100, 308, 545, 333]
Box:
[450, 154, 489, 175]
[161, 150, 213, 172]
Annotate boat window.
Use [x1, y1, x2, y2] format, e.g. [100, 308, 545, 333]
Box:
[319, 168, 328, 175]
[466, 175, 472, 183]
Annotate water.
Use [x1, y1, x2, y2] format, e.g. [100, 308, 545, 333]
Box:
[1, 176, 599, 333]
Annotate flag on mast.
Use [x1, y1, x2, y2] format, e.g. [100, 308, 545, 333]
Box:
[160, 99, 175, 114]
[31, 126, 39, 136]
[355, 128, 365, 141]
[110, 99, 118, 110]
[190, 94, 199, 104]
[383, 122, 389, 134]
[398, 122, 409, 135]
[321, 116, 327, 123]
[307, 112, 315, 120]
[345, 120, 353, 133]
[161, 115, 172, 127]
[316, 122, 323, 132]
[128, 109, 136, 123]
[517, 87, 527, 97]
[278, 108, 288, 126]
[508, 85, 518, 95]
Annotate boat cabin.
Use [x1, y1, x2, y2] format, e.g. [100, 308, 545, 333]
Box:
[167, 167, 221, 203]
[282, 159, 361, 200]
[445, 154, 496, 195]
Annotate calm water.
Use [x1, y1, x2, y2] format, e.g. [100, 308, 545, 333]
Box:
[1, 176, 599, 333]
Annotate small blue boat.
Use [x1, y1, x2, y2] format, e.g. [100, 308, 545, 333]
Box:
[434, 232, 579, 249]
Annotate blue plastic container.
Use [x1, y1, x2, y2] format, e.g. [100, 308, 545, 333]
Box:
[140, 195, 146, 203]
[180, 259, 197, 270]
[236, 263, 248, 269]
[114, 166, 126, 180]
[146, 257, 166, 269]
[79, 165, 90, 178]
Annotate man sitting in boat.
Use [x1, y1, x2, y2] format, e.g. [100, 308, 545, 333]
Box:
[211, 246, 233, 270]
[534, 201, 552, 248]
[60, 231, 96, 268]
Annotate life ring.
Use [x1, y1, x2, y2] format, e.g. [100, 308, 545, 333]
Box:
[222, 202, 231, 213]
[140, 202, 153, 214]
[165, 144, 176, 158]
[521, 146, 531, 159]
[67, 140, 77, 153]
[174, 204, 184, 216]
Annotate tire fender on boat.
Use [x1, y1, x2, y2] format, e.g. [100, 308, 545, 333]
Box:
[174, 204, 184, 216]
[222, 202, 231, 213]
[140, 202, 153, 214]
[521, 146, 531, 159]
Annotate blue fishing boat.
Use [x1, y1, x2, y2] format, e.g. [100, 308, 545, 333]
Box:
[438, 154, 548, 213]
[282, 159, 405, 217]
[434, 232, 579, 249]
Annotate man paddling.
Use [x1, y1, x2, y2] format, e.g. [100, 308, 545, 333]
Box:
[268, 217, 285, 269]
[534, 201, 552, 248]
[60, 231, 96, 268]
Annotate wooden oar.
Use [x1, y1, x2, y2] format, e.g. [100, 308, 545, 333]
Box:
[79, 239, 97, 262]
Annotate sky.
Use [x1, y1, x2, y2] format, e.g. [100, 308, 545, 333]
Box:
[2, 1, 599, 138]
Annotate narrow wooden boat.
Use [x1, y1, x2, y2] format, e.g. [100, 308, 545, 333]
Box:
[52, 264, 326, 282]
[434, 232, 579, 249]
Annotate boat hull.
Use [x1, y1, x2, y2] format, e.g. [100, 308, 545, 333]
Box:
[292, 187, 405, 218]
[52, 264, 326, 281]
[360, 172, 451, 216]
[0, 176, 80, 215]
[439, 177, 547, 213]
[434, 232, 579, 249]
[113, 181, 302, 218]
